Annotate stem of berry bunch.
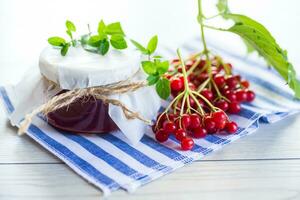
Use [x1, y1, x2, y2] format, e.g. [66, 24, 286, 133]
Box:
[197, 0, 212, 79]
[177, 49, 205, 115]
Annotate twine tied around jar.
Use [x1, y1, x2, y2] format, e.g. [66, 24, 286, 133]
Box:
[18, 75, 150, 135]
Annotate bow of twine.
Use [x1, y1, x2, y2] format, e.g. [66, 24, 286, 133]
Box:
[18, 78, 150, 135]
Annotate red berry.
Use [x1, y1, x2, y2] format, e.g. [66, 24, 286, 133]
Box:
[171, 59, 179, 64]
[226, 76, 238, 89]
[190, 114, 201, 129]
[179, 75, 190, 83]
[236, 89, 247, 102]
[188, 96, 196, 108]
[213, 74, 225, 87]
[198, 60, 206, 68]
[189, 73, 196, 81]
[204, 117, 217, 133]
[197, 73, 208, 82]
[163, 121, 177, 133]
[177, 67, 183, 73]
[228, 102, 241, 114]
[185, 60, 194, 67]
[193, 127, 207, 138]
[188, 82, 196, 91]
[170, 78, 184, 91]
[225, 121, 238, 134]
[156, 113, 167, 127]
[221, 85, 230, 93]
[201, 89, 214, 101]
[181, 137, 194, 150]
[164, 74, 171, 80]
[246, 90, 256, 102]
[234, 75, 241, 82]
[181, 114, 191, 130]
[212, 111, 227, 130]
[215, 100, 229, 111]
[225, 91, 237, 102]
[215, 119, 227, 130]
[212, 111, 227, 122]
[155, 129, 169, 142]
[175, 129, 187, 141]
[240, 80, 250, 88]
[171, 90, 179, 97]
[167, 113, 177, 121]
[197, 98, 205, 107]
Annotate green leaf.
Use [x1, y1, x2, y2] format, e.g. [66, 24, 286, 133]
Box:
[242, 38, 255, 53]
[141, 61, 156, 75]
[225, 14, 300, 98]
[153, 55, 162, 59]
[147, 35, 158, 55]
[226, 14, 274, 41]
[216, 0, 230, 14]
[288, 63, 300, 98]
[98, 39, 110, 55]
[66, 30, 72, 38]
[147, 75, 160, 86]
[110, 34, 127, 49]
[66, 20, 76, 32]
[88, 35, 101, 47]
[60, 43, 70, 56]
[105, 22, 124, 35]
[48, 37, 66, 46]
[156, 60, 169, 75]
[130, 39, 149, 54]
[155, 78, 170, 100]
[98, 20, 106, 35]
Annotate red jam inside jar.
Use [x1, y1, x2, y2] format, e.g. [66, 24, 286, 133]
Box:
[46, 91, 118, 133]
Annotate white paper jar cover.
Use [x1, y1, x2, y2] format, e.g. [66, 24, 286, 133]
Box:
[39, 46, 141, 89]
[11, 46, 161, 144]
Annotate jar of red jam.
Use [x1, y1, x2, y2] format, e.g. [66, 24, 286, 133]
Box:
[47, 91, 118, 133]
[39, 46, 144, 134]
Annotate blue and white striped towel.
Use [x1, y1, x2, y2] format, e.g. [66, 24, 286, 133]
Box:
[1, 37, 300, 196]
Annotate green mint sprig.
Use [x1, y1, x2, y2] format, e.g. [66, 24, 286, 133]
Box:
[131, 36, 171, 100]
[48, 20, 127, 56]
[48, 20, 77, 56]
[86, 20, 127, 55]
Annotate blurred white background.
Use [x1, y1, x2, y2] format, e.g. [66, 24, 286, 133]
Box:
[0, 0, 299, 85]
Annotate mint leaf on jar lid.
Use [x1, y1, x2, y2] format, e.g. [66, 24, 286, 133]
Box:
[110, 34, 127, 50]
[105, 22, 125, 36]
[66, 20, 76, 32]
[48, 37, 66, 46]
[98, 39, 110, 55]
[60, 43, 70, 56]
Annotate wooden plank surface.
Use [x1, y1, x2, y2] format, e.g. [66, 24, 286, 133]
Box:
[1, 159, 300, 200]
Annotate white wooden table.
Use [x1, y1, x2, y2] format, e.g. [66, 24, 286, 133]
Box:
[1, 0, 300, 199]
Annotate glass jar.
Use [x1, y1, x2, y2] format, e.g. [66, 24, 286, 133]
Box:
[47, 91, 118, 133]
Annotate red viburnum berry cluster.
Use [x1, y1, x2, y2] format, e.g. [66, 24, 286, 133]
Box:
[152, 54, 256, 151]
